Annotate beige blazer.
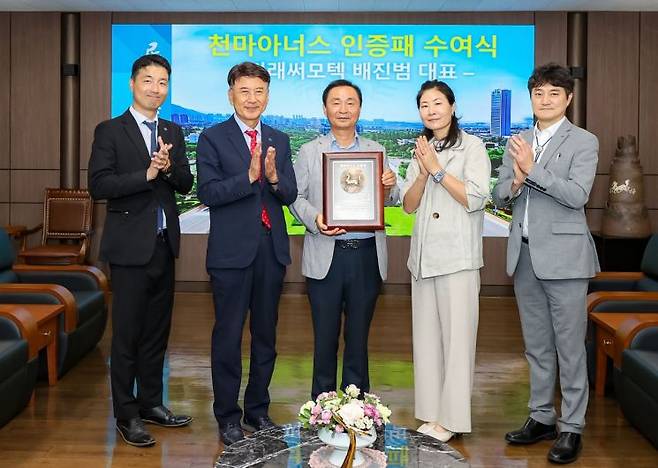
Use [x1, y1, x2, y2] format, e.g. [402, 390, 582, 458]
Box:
[401, 131, 491, 280]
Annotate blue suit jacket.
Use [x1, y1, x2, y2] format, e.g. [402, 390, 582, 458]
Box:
[196, 117, 297, 269]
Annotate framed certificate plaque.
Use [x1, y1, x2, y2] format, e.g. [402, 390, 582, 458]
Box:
[322, 151, 385, 231]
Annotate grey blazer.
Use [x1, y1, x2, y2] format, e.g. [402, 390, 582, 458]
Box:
[289, 134, 398, 280]
[492, 119, 601, 279]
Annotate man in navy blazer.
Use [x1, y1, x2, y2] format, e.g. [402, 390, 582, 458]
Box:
[196, 62, 297, 446]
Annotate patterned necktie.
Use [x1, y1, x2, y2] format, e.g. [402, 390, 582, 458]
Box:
[144, 120, 165, 233]
[245, 129, 272, 230]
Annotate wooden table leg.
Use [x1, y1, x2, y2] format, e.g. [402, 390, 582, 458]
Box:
[45, 329, 58, 386]
[595, 328, 607, 397]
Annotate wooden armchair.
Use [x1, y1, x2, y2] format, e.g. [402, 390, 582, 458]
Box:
[0, 308, 39, 427]
[16, 188, 93, 265]
[587, 234, 658, 313]
[614, 318, 658, 448]
[0, 228, 108, 378]
[586, 234, 658, 386]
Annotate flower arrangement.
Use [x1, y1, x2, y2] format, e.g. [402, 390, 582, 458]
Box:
[298, 384, 392, 434]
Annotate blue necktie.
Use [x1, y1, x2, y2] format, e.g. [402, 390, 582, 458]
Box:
[144, 120, 165, 233]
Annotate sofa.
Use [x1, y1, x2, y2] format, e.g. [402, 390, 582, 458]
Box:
[586, 234, 658, 387]
[614, 322, 658, 448]
[0, 228, 108, 378]
[0, 313, 38, 428]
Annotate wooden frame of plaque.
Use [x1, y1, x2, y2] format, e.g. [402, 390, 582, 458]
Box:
[322, 151, 385, 231]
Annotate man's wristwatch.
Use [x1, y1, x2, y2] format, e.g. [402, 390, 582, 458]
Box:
[431, 168, 446, 184]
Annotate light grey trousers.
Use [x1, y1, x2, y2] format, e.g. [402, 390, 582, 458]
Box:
[411, 268, 480, 433]
[514, 242, 589, 433]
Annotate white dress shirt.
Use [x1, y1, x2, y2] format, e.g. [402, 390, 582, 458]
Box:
[129, 106, 167, 230]
[233, 114, 262, 148]
[522, 116, 566, 238]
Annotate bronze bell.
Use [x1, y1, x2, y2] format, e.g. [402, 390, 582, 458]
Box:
[600, 135, 651, 238]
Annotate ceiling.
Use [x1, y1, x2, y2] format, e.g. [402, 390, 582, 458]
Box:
[1, 0, 657, 12]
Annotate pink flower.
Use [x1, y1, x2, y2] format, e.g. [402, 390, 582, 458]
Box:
[309, 415, 317, 425]
[335, 424, 344, 433]
[364, 404, 376, 418]
[321, 410, 332, 423]
[317, 391, 337, 400]
[312, 403, 322, 416]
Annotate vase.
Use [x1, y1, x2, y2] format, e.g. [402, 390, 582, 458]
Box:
[601, 135, 651, 238]
[317, 427, 377, 467]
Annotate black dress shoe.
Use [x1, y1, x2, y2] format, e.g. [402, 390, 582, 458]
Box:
[116, 418, 156, 447]
[219, 422, 245, 446]
[548, 432, 582, 464]
[140, 405, 193, 427]
[505, 417, 557, 444]
[242, 415, 279, 432]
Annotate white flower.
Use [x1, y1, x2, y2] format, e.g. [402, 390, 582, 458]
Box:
[300, 401, 314, 413]
[345, 384, 361, 398]
[299, 385, 393, 432]
[324, 399, 340, 410]
[376, 403, 392, 423]
[338, 401, 365, 426]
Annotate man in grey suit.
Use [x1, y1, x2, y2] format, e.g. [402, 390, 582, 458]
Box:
[492, 63, 599, 465]
[290, 80, 398, 400]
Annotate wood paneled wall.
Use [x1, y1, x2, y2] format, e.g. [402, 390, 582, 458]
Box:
[534, 11, 568, 65]
[638, 13, 658, 226]
[0, 13, 11, 226]
[586, 12, 658, 232]
[2, 11, 657, 288]
[79, 12, 111, 263]
[9, 13, 61, 235]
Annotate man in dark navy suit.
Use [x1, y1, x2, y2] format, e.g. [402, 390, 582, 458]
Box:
[196, 62, 297, 446]
[88, 54, 194, 447]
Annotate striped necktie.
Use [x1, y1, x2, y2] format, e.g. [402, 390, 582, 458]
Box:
[144, 120, 165, 233]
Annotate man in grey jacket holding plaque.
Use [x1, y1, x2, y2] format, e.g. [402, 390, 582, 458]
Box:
[493, 63, 600, 465]
[290, 79, 398, 400]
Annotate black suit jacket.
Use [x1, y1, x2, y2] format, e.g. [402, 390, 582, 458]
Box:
[196, 117, 297, 269]
[88, 109, 194, 265]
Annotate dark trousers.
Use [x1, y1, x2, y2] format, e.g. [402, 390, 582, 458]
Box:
[307, 239, 382, 400]
[110, 234, 174, 420]
[209, 230, 285, 427]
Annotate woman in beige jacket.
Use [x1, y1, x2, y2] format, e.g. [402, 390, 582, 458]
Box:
[401, 80, 491, 442]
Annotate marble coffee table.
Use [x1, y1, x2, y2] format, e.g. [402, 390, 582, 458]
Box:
[215, 423, 468, 467]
